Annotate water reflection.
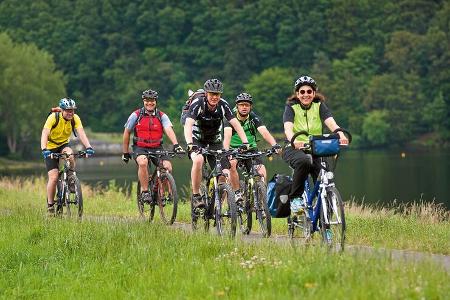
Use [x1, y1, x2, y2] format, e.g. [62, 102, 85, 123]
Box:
[2, 150, 449, 209]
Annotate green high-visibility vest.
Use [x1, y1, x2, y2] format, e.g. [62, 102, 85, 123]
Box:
[291, 101, 323, 143]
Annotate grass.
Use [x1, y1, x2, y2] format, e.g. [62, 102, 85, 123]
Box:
[0, 177, 449, 299]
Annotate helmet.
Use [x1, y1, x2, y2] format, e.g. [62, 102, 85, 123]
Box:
[294, 75, 317, 91]
[59, 98, 77, 110]
[235, 92, 253, 104]
[203, 79, 223, 93]
[142, 89, 158, 100]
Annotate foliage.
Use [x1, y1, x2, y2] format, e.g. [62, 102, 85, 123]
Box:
[0, 32, 65, 155]
[0, 0, 448, 156]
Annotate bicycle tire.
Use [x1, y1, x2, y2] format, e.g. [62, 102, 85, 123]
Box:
[137, 180, 153, 221]
[192, 183, 209, 232]
[155, 172, 178, 225]
[319, 186, 345, 251]
[55, 179, 65, 216]
[136, 181, 145, 218]
[215, 183, 237, 238]
[254, 181, 271, 237]
[69, 176, 83, 218]
[237, 180, 251, 235]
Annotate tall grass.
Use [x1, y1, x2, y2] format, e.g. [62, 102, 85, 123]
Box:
[0, 177, 449, 299]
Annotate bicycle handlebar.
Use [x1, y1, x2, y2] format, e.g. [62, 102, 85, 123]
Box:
[232, 148, 276, 160]
[50, 151, 87, 159]
[290, 129, 352, 149]
[131, 150, 184, 158]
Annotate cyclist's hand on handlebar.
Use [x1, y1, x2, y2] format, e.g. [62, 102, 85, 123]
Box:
[186, 143, 199, 154]
[293, 141, 306, 150]
[122, 152, 131, 163]
[239, 142, 250, 152]
[338, 132, 349, 145]
[271, 143, 282, 154]
[340, 138, 349, 145]
[42, 148, 51, 159]
[173, 143, 185, 154]
[86, 147, 95, 157]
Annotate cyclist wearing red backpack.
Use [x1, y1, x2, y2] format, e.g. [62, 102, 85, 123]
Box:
[40, 98, 94, 213]
[122, 89, 184, 203]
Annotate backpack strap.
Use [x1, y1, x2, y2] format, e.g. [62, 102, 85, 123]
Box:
[50, 112, 77, 138]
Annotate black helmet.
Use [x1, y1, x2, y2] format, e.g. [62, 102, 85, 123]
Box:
[203, 79, 223, 93]
[294, 75, 317, 91]
[235, 92, 253, 104]
[142, 89, 158, 100]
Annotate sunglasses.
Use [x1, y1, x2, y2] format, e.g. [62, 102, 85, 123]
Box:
[143, 98, 156, 102]
[299, 89, 313, 95]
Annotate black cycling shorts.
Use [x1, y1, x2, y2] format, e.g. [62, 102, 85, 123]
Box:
[132, 146, 170, 167]
[44, 143, 69, 171]
[190, 140, 231, 170]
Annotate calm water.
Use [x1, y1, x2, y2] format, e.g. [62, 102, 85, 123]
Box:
[2, 149, 449, 209]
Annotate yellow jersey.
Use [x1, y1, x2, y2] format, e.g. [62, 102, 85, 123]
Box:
[43, 113, 83, 149]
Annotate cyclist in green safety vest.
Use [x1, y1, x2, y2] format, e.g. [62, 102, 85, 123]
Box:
[223, 92, 282, 202]
[283, 75, 348, 203]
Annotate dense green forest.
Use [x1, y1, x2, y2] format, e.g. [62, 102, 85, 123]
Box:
[0, 0, 448, 156]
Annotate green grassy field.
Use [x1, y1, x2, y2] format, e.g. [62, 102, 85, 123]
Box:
[0, 177, 449, 299]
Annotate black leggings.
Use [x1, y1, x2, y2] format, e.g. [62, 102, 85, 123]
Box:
[282, 145, 321, 199]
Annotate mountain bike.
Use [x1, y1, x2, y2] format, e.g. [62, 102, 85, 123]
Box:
[233, 149, 275, 237]
[288, 129, 352, 251]
[191, 147, 237, 238]
[51, 151, 86, 218]
[135, 150, 179, 225]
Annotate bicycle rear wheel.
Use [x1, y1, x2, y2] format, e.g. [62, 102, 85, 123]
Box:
[254, 181, 271, 237]
[319, 186, 345, 251]
[156, 172, 178, 225]
[215, 183, 237, 238]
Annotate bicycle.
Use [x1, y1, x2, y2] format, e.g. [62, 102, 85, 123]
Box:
[135, 150, 180, 225]
[233, 149, 275, 237]
[51, 151, 86, 218]
[191, 147, 237, 238]
[287, 129, 352, 251]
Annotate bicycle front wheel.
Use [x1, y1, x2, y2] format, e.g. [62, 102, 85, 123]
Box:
[254, 181, 271, 237]
[319, 186, 345, 251]
[215, 183, 237, 238]
[136, 181, 153, 221]
[237, 180, 251, 235]
[69, 176, 83, 218]
[156, 172, 178, 225]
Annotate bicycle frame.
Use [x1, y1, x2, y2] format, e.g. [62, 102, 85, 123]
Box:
[303, 158, 340, 233]
[199, 148, 231, 218]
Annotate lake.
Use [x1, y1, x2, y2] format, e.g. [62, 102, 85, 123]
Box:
[2, 149, 449, 209]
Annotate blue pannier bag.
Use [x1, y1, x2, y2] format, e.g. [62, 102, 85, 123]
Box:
[267, 174, 291, 218]
[309, 133, 340, 157]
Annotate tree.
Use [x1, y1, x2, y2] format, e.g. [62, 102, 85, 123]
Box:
[244, 67, 295, 132]
[0, 32, 66, 155]
[361, 110, 390, 146]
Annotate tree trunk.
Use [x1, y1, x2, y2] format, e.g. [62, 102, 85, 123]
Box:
[7, 134, 16, 154]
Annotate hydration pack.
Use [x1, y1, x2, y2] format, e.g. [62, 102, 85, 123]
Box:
[180, 88, 205, 125]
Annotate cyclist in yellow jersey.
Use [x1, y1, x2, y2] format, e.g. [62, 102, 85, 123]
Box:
[40, 98, 95, 213]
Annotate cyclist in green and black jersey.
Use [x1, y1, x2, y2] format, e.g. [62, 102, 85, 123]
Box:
[223, 92, 281, 201]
